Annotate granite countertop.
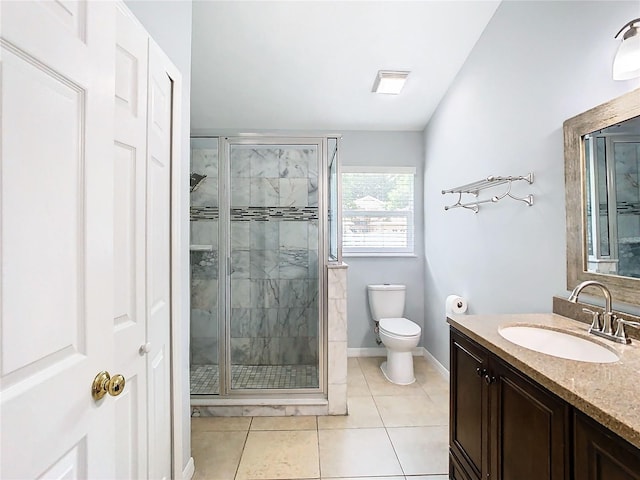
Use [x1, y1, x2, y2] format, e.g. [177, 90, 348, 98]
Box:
[447, 313, 640, 449]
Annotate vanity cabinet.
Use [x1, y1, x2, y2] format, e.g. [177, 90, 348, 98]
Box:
[450, 327, 640, 480]
[450, 328, 570, 480]
[574, 411, 640, 480]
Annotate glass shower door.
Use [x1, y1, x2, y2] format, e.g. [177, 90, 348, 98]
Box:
[227, 141, 321, 390]
[613, 137, 640, 278]
[189, 137, 220, 394]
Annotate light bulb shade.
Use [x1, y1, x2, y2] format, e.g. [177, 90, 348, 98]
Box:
[372, 71, 409, 94]
[613, 26, 640, 80]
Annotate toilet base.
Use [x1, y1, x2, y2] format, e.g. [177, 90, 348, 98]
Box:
[380, 351, 416, 385]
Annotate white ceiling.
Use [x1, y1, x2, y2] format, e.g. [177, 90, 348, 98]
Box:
[190, 1, 501, 132]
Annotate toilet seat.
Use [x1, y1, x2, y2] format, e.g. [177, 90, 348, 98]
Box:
[379, 317, 421, 337]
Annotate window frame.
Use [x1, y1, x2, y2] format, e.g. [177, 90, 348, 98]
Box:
[341, 166, 416, 257]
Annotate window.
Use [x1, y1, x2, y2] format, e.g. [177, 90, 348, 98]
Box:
[342, 166, 415, 255]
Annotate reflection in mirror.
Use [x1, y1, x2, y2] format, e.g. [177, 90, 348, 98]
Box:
[583, 116, 640, 278]
[564, 88, 640, 305]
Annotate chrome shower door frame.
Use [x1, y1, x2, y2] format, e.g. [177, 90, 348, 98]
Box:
[218, 135, 328, 397]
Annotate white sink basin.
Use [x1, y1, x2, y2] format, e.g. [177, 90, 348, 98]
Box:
[498, 325, 619, 363]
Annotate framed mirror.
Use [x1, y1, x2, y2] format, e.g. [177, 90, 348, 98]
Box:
[564, 88, 640, 305]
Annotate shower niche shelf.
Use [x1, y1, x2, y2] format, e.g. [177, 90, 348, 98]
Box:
[190, 244, 214, 251]
[442, 172, 534, 213]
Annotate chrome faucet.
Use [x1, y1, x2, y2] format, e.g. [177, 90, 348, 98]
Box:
[566, 280, 640, 344]
[568, 280, 615, 334]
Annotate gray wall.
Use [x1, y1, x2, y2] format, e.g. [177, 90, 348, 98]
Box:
[341, 131, 425, 349]
[124, 0, 193, 472]
[422, 0, 640, 369]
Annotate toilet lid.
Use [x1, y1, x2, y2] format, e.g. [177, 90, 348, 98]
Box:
[379, 317, 421, 337]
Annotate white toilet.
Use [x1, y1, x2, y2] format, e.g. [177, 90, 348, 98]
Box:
[367, 284, 421, 385]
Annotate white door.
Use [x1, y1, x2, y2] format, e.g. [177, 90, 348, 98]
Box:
[1, 2, 118, 478]
[114, 8, 177, 478]
[113, 5, 149, 479]
[146, 40, 174, 480]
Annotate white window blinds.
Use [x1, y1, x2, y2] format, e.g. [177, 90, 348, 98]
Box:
[342, 166, 415, 255]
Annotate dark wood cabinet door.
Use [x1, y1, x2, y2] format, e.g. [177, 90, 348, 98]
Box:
[450, 451, 473, 480]
[574, 411, 640, 480]
[450, 329, 490, 480]
[490, 359, 570, 480]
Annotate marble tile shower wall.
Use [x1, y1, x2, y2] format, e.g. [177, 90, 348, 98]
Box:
[191, 144, 220, 366]
[230, 147, 319, 367]
[190, 143, 321, 368]
[616, 143, 640, 277]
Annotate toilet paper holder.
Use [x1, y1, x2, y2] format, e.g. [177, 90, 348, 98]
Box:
[446, 295, 468, 314]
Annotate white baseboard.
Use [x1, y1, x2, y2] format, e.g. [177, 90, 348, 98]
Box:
[421, 347, 450, 380]
[182, 457, 195, 480]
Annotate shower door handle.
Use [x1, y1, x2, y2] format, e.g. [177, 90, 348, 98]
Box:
[227, 256, 232, 276]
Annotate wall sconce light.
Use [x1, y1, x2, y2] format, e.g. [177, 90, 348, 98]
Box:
[613, 18, 640, 80]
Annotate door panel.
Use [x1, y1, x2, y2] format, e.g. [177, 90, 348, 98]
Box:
[574, 411, 640, 480]
[146, 41, 173, 480]
[492, 361, 569, 480]
[40, 440, 87, 480]
[450, 330, 489, 480]
[2, 43, 85, 377]
[1, 2, 116, 478]
[114, 377, 139, 480]
[113, 6, 149, 479]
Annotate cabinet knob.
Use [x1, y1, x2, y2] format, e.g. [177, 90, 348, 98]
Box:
[484, 374, 496, 385]
[476, 367, 487, 377]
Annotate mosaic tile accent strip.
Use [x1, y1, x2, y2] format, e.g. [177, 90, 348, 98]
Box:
[617, 201, 640, 216]
[591, 202, 640, 216]
[230, 206, 319, 222]
[190, 364, 319, 394]
[191, 206, 219, 221]
[191, 206, 319, 221]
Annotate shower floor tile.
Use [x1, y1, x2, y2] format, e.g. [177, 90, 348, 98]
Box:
[190, 364, 319, 393]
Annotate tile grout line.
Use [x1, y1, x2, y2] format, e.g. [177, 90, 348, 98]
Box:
[358, 357, 409, 479]
[315, 415, 322, 480]
[377, 389, 408, 479]
[193, 358, 447, 480]
[233, 417, 254, 480]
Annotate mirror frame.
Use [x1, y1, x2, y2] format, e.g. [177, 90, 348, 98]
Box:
[564, 88, 640, 305]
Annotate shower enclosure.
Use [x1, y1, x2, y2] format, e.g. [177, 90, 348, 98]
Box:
[585, 131, 640, 278]
[190, 136, 338, 396]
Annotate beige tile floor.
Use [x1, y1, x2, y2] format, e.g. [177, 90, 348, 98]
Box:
[192, 356, 450, 480]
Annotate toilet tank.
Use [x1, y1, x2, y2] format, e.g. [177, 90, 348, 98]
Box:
[367, 284, 406, 321]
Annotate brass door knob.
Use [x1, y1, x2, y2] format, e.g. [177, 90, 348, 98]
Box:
[92, 371, 126, 400]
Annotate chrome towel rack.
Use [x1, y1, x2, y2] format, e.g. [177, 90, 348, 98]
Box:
[442, 173, 534, 213]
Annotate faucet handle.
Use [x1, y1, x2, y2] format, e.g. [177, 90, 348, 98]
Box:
[615, 318, 640, 344]
[619, 319, 640, 328]
[583, 308, 602, 332]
